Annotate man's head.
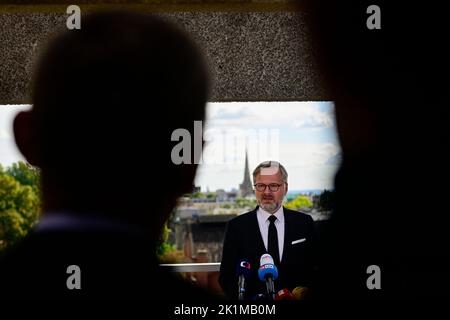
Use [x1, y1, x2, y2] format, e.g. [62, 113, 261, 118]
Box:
[252, 161, 288, 213]
[13, 11, 209, 237]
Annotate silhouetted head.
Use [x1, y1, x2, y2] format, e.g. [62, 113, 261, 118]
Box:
[14, 11, 209, 237]
[304, 0, 449, 165]
[303, 1, 450, 298]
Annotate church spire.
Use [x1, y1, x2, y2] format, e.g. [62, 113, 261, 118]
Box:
[239, 149, 253, 198]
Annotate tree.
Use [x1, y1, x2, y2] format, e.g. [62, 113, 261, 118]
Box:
[6, 162, 41, 195]
[235, 197, 257, 208]
[0, 162, 41, 252]
[318, 189, 334, 211]
[156, 222, 177, 259]
[284, 195, 313, 211]
[206, 192, 216, 199]
[157, 210, 185, 264]
[192, 192, 205, 198]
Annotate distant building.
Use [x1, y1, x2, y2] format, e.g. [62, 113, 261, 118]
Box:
[216, 189, 227, 202]
[226, 190, 238, 202]
[239, 150, 254, 198]
[216, 189, 238, 202]
[171, 214, 237, 262]
[175, 207, 200, 219]
[312, 194, 320, 208]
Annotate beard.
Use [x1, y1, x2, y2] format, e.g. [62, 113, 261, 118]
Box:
[258, 197, 280, 213]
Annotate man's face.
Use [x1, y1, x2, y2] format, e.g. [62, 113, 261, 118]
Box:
[254, 170, 288, 213]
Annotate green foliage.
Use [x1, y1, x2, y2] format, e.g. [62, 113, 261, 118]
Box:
[156, 222, 176, 258]
[284, 195, 313, 210]
[206, 192, 216, 199]
[0, 162, 41, 252]
[318, 189, 334, 211]
[6, 162, 41, 194]
[156, 220, 186, 263]
[235, 197, 257, 208]
[156, 241, 177, 258]
[192, 192, 205, 198]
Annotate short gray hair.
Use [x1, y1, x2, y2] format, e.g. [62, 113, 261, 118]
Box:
[252, 161, 288, 183]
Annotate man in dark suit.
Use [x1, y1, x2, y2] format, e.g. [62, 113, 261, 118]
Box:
[219, 161, 316, 300]
[0, 11, 216, 301]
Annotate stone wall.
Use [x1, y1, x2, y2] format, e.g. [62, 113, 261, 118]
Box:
[0, 4, 327, 103]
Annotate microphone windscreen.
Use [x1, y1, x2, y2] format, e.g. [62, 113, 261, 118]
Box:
[292, 286, 309, 300]
[236, 259, 252, 278]
[259, 253, 274, 266]
[275, 288, 294, 300]
[258, 263, 278, 281]
[251, 293, 268, 301]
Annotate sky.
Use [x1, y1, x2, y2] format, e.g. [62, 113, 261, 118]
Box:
[196, 101, 341, 191]
[1, 102, 341, 191]
[0, 105, 30, 166]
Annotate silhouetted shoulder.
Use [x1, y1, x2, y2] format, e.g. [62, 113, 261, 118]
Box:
[0, 229, 222, 301]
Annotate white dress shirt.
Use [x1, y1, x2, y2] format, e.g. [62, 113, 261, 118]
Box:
[257, 206, 285, 262]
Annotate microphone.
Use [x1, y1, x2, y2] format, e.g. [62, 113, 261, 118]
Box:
[258, 254, 278, 300]
[275, 288, 294, 300]
[251, 293, 268, 301]
[292, 286, 309, 300]
[236, 260, 252, 300]
[260, 253, 275, 266]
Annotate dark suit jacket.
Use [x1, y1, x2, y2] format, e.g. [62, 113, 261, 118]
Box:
[219, 206, 317, 299]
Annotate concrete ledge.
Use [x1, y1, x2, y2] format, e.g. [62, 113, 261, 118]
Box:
[0, 10, 327, 104]
[160, 262, 221, 272]
[1, 2, 302, 13]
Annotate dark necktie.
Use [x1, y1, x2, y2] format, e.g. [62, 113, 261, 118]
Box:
[268, 215, 280, 265]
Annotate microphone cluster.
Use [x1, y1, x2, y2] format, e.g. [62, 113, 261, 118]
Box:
[236, 253, 309, 300]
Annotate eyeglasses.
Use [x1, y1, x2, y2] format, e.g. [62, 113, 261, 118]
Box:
[253, 183, 284, 192]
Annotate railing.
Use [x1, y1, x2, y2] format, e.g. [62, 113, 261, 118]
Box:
[160, 262, 221, 272]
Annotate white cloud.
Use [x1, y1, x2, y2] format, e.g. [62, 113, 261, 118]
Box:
[0, 129, 11, 140]
[195, 142, 341, 191]
[292, 105, 334, 129]
[279, 142, 341, 168]
[325, 153, 342, 165]
[194, 102, 340, 190]
[0, 105, 31, 166]
[206, 101, 335, 130]
[201, 126, 280, 165]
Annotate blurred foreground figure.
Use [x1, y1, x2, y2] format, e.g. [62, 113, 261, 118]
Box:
[0, 11, 215, 300]
[305, 0, 450, 298]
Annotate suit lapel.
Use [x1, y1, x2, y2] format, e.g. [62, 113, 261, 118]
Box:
[282, 208, 292, 266]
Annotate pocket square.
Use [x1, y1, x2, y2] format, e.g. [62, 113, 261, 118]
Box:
[291, 238, 306, 245]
